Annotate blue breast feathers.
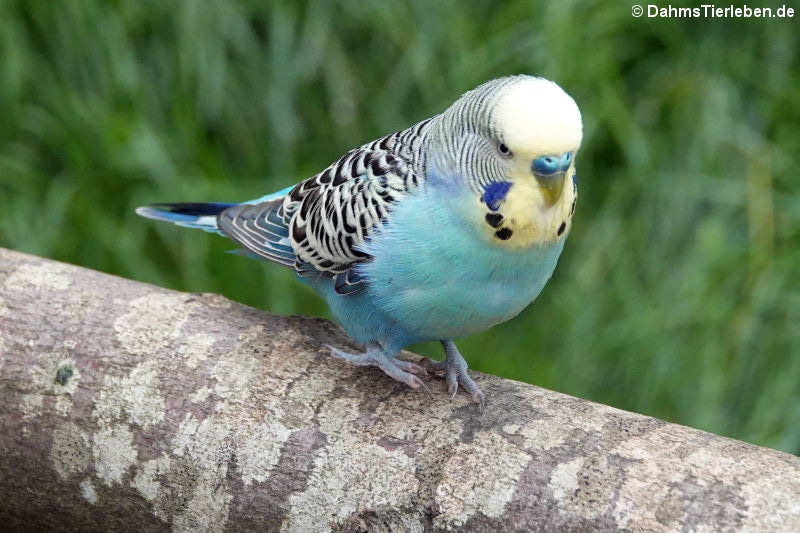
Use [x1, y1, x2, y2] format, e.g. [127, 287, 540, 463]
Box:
[306, 185, 566, 349]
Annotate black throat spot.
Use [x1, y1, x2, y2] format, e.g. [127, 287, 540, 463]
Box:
[485, 212, 503, 228]
[495, 227, 513, 240]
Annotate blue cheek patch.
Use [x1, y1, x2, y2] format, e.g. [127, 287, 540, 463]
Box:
[572, 173, 578, 186]
[481, 181, 512, 211]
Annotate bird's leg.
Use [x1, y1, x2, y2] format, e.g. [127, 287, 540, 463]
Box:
[423, 340, 484, 405]
[326, 342, 428, 390]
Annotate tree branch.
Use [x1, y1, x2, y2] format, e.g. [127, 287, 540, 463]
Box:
[0, 248, 798, 532]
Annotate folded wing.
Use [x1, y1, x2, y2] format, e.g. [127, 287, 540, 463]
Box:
[218, 134, 427, 293]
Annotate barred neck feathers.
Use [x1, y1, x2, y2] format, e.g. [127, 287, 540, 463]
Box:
[363, 117, 436, 176]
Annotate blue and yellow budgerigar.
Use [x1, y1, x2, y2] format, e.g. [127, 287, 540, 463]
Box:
[137, 75, 583, 404]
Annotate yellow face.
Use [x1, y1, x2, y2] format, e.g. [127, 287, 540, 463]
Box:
[475, 158, 578, 249]
[473, 77, 582, 249]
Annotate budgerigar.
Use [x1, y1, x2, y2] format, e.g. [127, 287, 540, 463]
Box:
[137, 75, 582, 404]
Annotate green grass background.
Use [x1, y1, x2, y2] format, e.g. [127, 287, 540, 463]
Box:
[1, 1, 798, 453]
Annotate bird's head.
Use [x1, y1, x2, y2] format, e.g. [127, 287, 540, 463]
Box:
[428, 75, 583, 247]
[489, 76, 582, 207]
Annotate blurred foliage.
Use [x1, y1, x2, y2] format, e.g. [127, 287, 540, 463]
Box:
[1, 0, 798, 453]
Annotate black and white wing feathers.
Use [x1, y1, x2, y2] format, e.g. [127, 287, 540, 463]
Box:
[216, 119, 432, 293]
[286, 147, 421, 273]
[217, 200, 295, 267]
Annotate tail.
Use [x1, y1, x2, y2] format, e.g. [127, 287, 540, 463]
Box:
[135, 202, 236, 234]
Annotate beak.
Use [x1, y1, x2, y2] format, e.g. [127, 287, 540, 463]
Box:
[535, 171, 566, 207]
[531, 152, 572, 207]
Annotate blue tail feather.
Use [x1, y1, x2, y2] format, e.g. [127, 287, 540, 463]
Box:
[135, 202, 236, 233]
[137, 191, 296, 267]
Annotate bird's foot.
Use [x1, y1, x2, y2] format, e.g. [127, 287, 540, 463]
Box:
[325, 343, 430, 392]
[422, 340, 485, 407]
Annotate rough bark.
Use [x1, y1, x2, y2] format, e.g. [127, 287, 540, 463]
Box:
[0, 247, 798, 533]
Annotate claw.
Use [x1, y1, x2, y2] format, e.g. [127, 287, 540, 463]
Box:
[394, 359, 428, 377]
[324, 341, 477, 403]
[446, 370, 459, 398]
[421, 341, 485, 405]
[421, 358, 447, 375]
[403, 373, 423, 389]
[417, 377, 436, 399]
[326, 343, 432, 394]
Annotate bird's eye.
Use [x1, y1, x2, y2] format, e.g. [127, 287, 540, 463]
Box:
[497, 143, 512, 157]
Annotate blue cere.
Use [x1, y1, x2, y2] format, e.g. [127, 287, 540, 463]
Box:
[533, 152, 573, 175]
